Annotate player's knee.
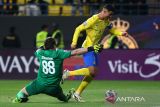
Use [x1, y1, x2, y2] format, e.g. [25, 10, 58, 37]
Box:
[90, 71, 97, 77]
[88, 67, 98, 77]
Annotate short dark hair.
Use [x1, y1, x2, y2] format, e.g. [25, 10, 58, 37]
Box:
[103, 4, 115, 13]
[44, 37, 56, 50]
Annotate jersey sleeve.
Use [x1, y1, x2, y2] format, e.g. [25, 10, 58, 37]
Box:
[106, 22, 123, 36]
[58, 50, 71, 59]
[109, 27, 123, 36]
[72, 15, 99, 45]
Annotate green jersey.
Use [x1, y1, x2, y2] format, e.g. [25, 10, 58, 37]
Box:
[35, 49, 71, 86]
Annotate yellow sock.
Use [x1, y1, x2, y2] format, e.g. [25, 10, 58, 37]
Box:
[76, 75, 93, 95]
[69, 68, 90, 76]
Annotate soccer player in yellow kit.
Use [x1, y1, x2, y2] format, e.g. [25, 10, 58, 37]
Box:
[63, 5, 126, 102]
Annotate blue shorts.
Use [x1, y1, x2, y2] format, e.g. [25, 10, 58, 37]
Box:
[83, 51, 99, 67]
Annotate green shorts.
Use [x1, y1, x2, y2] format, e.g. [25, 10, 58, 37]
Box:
[25, 79, 68, 102]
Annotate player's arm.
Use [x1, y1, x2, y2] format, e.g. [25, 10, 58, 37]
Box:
[109, 28, 123, 36]
[71, 15, 99, 48]
[71, 48, 88, 56]
[71, 44, 103, 56]
[100, 23, 117, 45]
[100, 23, 126, 49]
[106, 23, 127, 37]
[59, 44, 103, 59]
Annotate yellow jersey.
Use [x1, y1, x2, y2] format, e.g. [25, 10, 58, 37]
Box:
[72, 14, 122, 48]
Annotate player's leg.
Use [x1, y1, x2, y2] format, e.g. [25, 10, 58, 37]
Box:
[73, 66, 98, 102]
[63, 68, 90, 79]
[74, 52, 98, 101]
[66, 52, 98, 102]
[43, 86, 74, 102]
[72, 75, 92, 102]
[63, 52, 97, 79]
[12, 80, 42, 103]
[12, 87, 29, 103]
[75, 66, 98, 95]
[56, 88, 75, 102]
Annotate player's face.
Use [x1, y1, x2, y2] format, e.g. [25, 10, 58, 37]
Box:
[101, 8, 113, 19]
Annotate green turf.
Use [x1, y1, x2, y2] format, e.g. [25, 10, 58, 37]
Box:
[0, 80, 160, 107]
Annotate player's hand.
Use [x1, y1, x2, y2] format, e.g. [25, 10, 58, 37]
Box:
[93, 44, 103, 53]
[71, 44, 76, 49]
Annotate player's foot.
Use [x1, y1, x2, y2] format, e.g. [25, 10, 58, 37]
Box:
[72, 93, 85, 102]
[12, 97, 22, 103]
[63, 69, 69, 79]
[61, 69, 69, 84]
[12, 97, 28, 103]
[66, 88, 75, 101]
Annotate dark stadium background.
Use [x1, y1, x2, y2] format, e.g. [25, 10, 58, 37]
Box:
[0, 0, 160, 107]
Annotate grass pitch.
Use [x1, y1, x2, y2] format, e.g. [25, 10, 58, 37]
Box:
[0, 80, 159, 107]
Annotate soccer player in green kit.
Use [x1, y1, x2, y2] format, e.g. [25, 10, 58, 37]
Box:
[12, 37, 103, 103]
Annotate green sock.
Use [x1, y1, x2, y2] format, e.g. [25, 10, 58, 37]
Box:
[15, 91, 28, 103]
[16, 91, 27, 99]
